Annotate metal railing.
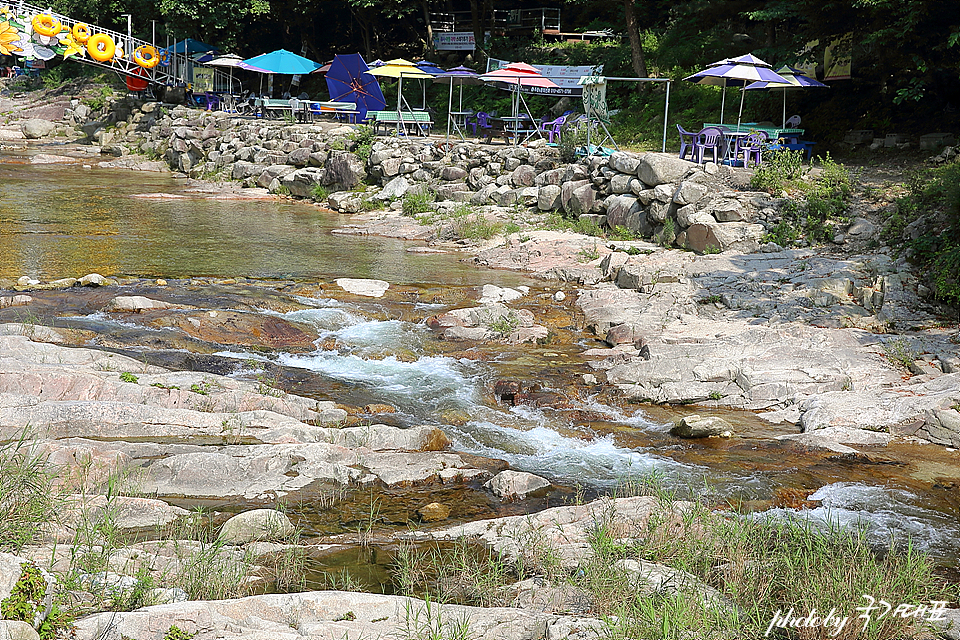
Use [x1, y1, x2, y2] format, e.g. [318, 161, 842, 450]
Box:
[5, 1, 234, 91]
[430, 7, 560, 33]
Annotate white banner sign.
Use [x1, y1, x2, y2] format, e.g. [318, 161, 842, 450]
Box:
[486, 58, 603, 96]
[434, 32, 479, 51]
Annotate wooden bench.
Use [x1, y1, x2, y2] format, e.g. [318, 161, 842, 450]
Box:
[365, 110, 433, 136]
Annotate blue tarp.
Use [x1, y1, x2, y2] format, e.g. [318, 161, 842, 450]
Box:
[169, 39, 218, 55]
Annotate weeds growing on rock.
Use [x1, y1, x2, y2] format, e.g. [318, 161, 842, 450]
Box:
[0, 431, 58, 553]
[402, 190, 435, 216]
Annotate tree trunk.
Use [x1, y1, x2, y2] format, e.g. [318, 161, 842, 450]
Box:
[623, 0, 648, 78]
[469, 0, 484, 55]
[422, 0, 435, 58]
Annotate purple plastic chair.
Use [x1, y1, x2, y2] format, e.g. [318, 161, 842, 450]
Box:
[693, 127, 725, 164]
[737, 131, 768, 167]
[677, 124, 697, 160]
[468, 112, 493, 137]
[540, 115, 567, 143]
[204, 92, 220, 111]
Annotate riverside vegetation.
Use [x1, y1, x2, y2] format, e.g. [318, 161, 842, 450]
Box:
[2, 433, 957, 640]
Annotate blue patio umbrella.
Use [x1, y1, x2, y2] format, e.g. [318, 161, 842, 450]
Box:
[239, 49, 324, 75]
[414, 61, 444, 109]
[325, 53, 387, 123]
[684, 54, 789, 129]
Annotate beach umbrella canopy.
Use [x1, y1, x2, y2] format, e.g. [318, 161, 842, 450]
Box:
[416, 60, 446, 75]
[479, 62, 558, 89]
[744, 65, 828, 128]
[433, 65, 483, 142]
[203, 54, 244, 92]
[239, 49, 323, 75]
[366, 59, 435, 130]
[684, 54, 789, 129]
[325, 53, 387, 123]
[170, 39, 217, 55]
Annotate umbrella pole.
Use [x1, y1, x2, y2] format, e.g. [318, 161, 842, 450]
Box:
[736, 87, 745, 133]
[397, 76, 403, 135]
[782, 89, 787, 129]
[446, 77, 453, 143]
[720, 81, 726, 125]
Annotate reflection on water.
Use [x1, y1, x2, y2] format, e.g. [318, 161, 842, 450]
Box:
[0, 152, 525, 286]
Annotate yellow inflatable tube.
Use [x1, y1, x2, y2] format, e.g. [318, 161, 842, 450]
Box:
[87, 33, 116, 62]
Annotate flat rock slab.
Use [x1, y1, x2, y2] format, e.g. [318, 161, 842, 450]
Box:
[72, 591, 600, 640]
[334, 278, 390, 297]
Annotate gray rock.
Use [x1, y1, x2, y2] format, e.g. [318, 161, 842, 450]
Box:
[605, 195, 641, 229]
[484, 470, 551, 499]
[511, 164, 537, 187]
[286, 146, 311, 167]
[670, 415, 734, 438]
[257, 164, 296, 189]
[441, 166, 467, 181]
[0, 620, 40, 640]
[638, 153, 695, 186]
[608, 151, 643, 174]
[231, 161, 265, 179]
[564, 183, 597, 216]
[682, 222, 764, 254]
[21, 119, 55, 139]
[376, 176, 410, 200]
[281, 167, 326, 198]
[847, 217, 877, 238]
[537, 184, 562, 211]
[80, 273, 108, 287]
[218, 509, 295, 544]
[322, 151, 365, 189]
[328, 192, 362, 213]
[104, 296, 190, 312]
[673, 181, 709, 206]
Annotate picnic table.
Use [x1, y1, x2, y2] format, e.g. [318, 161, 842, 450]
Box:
[364, 110, 433, 136]
[704, 123, 814, 164]
[302, 101, 360, 123]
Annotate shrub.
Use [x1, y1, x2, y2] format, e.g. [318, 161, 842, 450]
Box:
[402, 190, 435, 216]
[0, 435, 57, 553]
[311, 184, 329, 202]
[750, 149, 804, 194]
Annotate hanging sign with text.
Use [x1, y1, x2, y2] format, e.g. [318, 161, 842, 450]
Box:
[486, 58, 603, 96]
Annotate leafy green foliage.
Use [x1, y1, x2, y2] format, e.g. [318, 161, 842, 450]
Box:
[402, 190, 435, 216]
[882, 160, 960, 306]
[1, 563, 46, 625]
[119, 372, 138, 383]
[350, 125, 376, 163]
[0, 435, 57, 553]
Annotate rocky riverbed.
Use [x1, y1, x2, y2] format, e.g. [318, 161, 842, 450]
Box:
[0, 80, 959, 639]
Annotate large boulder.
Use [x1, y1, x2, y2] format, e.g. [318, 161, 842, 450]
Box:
[537, 184, 562, 211]
[20, 119, 55, 139]
[680, 221, 764, 254]
[564, 183, 597, 216]
[335, 278, 390, 298]
[638, 153, 695, 187]
[484, 470, 550, 500]
[376, 176, 410, 200]
[670, 414, 734, 438]
[218, 509, 295, 544]
[257, 164, 296, 189]
[322, 151, 365, 189]
[605, 195, 642, 229]
[281, 167, 326, 198]
[608, 151, 643, 174]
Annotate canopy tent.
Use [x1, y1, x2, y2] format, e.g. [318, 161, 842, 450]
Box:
[480, 62, 559, 144]
[744, 65, 828, 128]
[365, 59, 434, 134]
[325, 53, 387, 123]
[433, 65, 483, 142]
[684, 53, 789, 130]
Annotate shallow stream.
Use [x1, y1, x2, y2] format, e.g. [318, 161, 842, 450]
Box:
[2, 143, 958, 570]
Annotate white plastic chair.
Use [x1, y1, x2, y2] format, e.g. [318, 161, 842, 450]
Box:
[785, 114, 801, 128]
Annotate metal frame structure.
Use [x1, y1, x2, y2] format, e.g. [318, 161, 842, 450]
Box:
[5, 0, 233, 90]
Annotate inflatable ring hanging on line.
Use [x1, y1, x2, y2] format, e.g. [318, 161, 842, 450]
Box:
[87, 33, 116, 62]
[72, 23, 91, 43]
[133, 45, 159, 69]
[32, 14, 63, 37]
[158, 49, 170, 66]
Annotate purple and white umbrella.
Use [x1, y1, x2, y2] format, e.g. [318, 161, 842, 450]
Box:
[684, 54, 789, 129]
[744, 65, 828, 128]
[432, 65, 482, 142]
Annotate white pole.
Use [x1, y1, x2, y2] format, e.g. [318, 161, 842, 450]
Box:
[736, 87, 745, 133]
[446, 77, 453, 143]
[397, 74, 403, 135]
[782, 89, 787, 129]
[720, 80, 726, 125]
[662, 80, 670, 153]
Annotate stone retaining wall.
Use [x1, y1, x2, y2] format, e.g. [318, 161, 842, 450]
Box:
[96, 101, 786, 254]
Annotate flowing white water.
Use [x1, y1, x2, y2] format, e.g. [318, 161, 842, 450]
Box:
[217, 305, 960, 559]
